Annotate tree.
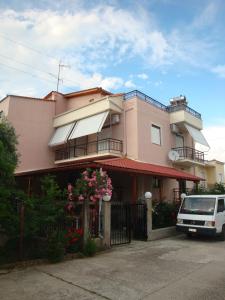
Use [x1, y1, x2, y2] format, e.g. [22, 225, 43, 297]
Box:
[0, 116, 19, 237]
[0, 116, 18, 187]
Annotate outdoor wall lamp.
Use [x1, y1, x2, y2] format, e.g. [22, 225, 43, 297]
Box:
[145, 191, 152, 200]
[103, 193, 111, 202]
[181, 193, 186, 200]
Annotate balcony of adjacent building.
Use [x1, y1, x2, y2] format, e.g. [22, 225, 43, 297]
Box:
[49, 109, 123, 164]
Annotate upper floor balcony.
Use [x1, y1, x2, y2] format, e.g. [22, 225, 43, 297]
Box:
[54, 138, 123, 164]
[168, 100, 202, 130]
[53, 94, 123, 128]
[171, 147, 205, 166]
[124, 90, 203, 130]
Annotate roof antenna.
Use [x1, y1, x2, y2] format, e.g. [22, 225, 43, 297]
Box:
[56, 61, 70, 92]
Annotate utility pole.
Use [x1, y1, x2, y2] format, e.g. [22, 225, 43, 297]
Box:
[56, 61, 70, 92]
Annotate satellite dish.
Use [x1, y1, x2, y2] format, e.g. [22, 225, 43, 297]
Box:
[168, 150, 179, 161]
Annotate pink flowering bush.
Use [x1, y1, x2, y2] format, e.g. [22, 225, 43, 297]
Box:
[74, 168, 112, 202]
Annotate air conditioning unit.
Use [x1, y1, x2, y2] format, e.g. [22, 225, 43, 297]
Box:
[170, 124, 179, 133]
[111, 114, 120, 124]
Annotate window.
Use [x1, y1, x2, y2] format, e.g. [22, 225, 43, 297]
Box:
[175, 134, 184, 148]
[217, 173, 224, 183]
[151, 124, 161, 145]
[217, 199, 225, 213]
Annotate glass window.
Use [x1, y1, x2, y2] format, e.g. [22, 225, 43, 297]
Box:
[151, 124, 161, 145]
[180, 197, 216, 215]
[217, 199, 225, 213]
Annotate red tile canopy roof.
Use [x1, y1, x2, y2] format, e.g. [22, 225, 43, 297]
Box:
[95, 158, 201, 182]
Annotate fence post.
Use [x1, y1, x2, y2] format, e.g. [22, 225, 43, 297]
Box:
[145, 192, 152, 241]
[19, 201, 25, 260]
[83, 198, 90, 247]
[102, 201, 111, 248]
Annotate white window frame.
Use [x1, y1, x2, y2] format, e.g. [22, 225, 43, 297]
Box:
[151, 124, 161, 145]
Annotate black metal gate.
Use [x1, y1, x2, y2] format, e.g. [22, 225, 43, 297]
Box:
[131, 203, 147, 240]
[111, 203, 131, 246]
[110, 202, 147, 246]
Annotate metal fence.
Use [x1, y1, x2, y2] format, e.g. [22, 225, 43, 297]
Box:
[10, 200, 99, 260]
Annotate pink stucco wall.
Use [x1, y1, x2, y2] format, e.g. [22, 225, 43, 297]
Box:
[136, 97, 172, 166]
[6, 96, 56, 174]
[66, 92, 106, 111]
[123, 98, 138, 159]
[0, 96, 10, 116]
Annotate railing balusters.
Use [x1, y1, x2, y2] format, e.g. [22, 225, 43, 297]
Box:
[123, 90, 201, 119]
[172, 147, 204, 163]
[55, 138, 123, 161]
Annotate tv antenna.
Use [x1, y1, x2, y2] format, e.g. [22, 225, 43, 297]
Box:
[56, 61, 70, 92]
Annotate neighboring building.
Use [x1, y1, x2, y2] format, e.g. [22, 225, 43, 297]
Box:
[205, 160, 225, 189]
[0, 87, 214, 202]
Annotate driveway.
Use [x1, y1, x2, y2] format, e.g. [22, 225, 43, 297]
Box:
[1, 234, 225, 300]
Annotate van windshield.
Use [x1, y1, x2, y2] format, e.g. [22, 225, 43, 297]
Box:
[180, 197, 216, 215]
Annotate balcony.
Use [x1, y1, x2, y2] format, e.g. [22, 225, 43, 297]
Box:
[171, 147, 205, 166]
[53, 95, 123, 128]
[55, 138, 123, 163]
[167, 104, 201, 119]
[124, 90, 203, 130]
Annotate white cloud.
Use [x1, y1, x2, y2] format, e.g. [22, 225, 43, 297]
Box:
[203, 125, 225, 162]
[0, 2, 223, 98]
[192, 2, 219, 29]
[124, 80, 136, 89]
[138, 73, 148, 80]
[0, 6, 170, 97]
[211, 65, 225, 78]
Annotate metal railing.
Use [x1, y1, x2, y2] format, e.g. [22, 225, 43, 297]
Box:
[124, 90, 201, 119]
[124, 90, 168, 111]
[167, 104, 201, 119]
[55, 138, 123, 161]
[172, 147, 205, 163]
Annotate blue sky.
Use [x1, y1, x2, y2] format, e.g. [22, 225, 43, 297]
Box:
[0, 0, 225, 161]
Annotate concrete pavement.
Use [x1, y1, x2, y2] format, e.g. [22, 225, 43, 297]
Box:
[1, 235, 225, 299]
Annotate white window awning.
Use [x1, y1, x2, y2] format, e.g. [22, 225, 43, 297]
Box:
[49, 122, 75, 147]
[69, 111, 109, 140]
[184, 124, 209, 148]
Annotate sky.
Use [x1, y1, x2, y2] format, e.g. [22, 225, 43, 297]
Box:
[0, 0, 225, 162]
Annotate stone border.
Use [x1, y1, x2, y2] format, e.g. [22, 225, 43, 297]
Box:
[149, 226, 178, 241]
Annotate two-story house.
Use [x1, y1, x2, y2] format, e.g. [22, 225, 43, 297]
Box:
[0, 87, 211, 202]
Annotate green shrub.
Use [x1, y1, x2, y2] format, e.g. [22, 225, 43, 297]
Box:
[47, 232, 65, 263]
[152, 201, 178, 229]
[82, 238, 97, 257]
[0, 237, 19, 265]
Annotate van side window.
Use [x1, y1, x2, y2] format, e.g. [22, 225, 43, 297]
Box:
[217, 199, 225, 213]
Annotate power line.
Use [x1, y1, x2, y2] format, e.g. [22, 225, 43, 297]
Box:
[0, 61, 80, 93]
[0, 33, 82, 91]
[0, 33, 58, 62]
[0, 53, 58, 79]
[0, 34, 85, 91]
[0, 62, 57, 85]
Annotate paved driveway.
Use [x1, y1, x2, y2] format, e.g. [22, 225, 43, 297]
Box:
[1, 234, 225, 300]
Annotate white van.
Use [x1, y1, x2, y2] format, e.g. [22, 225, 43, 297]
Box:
[176, 194, 225, 240]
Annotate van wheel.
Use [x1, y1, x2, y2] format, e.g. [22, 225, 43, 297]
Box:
[220, 225, 225, 241]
